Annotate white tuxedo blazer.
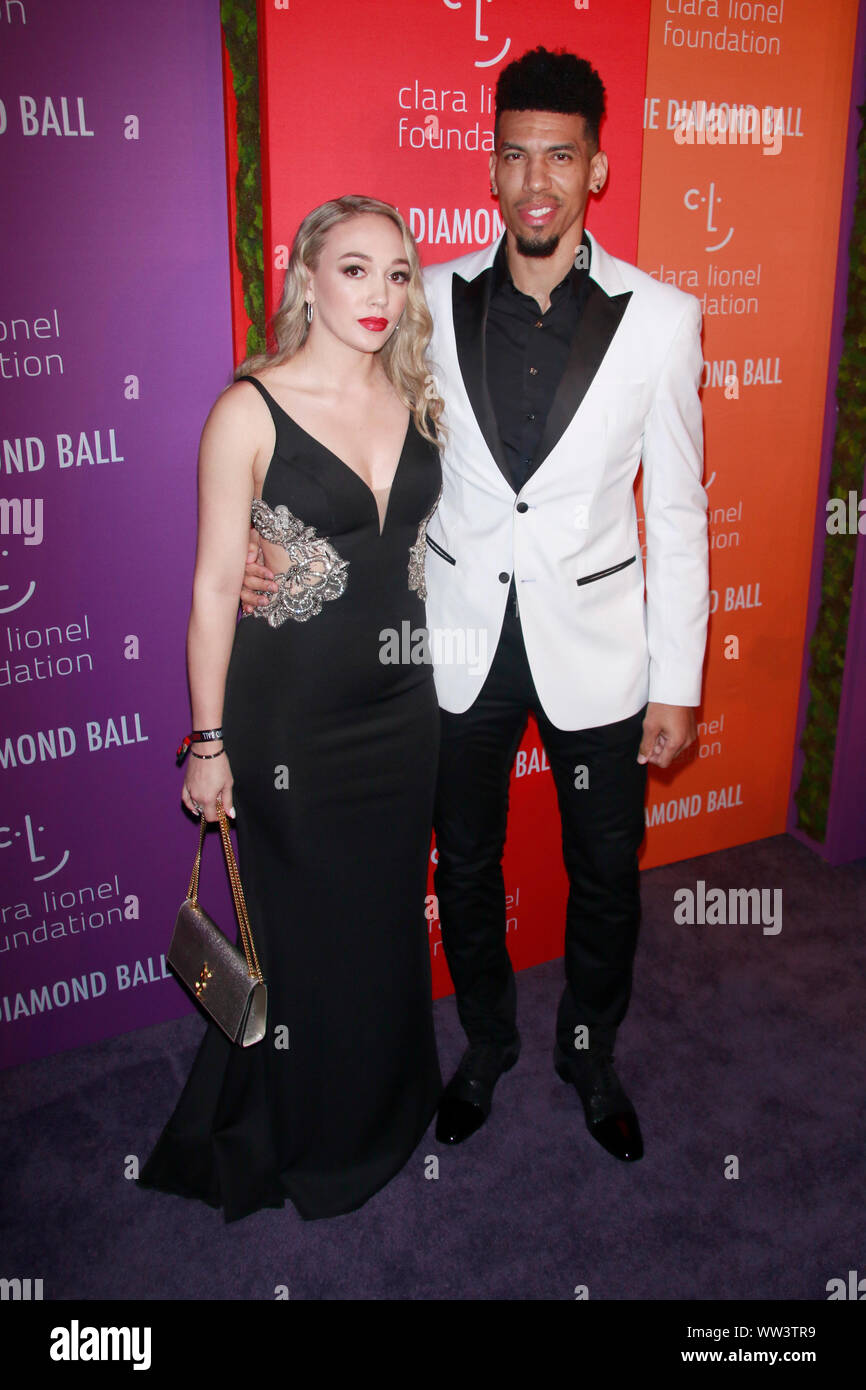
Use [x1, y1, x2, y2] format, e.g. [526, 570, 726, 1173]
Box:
[421, 229, 709, 731]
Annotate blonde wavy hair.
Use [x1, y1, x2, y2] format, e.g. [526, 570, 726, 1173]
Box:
[235, 196, 444, 448]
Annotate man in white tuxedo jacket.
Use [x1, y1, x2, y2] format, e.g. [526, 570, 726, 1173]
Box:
[423, 48, 708, 1161]
[240, 48, 707, 1164]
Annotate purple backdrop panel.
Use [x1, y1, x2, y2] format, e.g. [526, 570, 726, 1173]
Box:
[0, 0, 234, 1066]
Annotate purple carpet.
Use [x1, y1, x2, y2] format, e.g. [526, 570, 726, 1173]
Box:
[1, 833, 863, 1300]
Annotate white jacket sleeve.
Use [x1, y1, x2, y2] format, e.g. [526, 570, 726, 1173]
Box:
[641, 295, 709, 706]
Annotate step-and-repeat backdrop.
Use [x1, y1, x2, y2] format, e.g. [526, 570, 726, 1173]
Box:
[256, 0, 859, 994]
[1, 0, 859, 1064]
[0, 1, 234, 1066]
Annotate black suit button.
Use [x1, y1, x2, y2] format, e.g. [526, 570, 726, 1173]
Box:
[516, 502, 529, 513]
[498, 572, 510, 583]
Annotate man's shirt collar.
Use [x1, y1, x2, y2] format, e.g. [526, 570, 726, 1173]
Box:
[490, 229, 592, 303]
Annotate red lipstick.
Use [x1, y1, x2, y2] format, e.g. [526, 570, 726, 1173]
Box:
[358, 317, 388, 332]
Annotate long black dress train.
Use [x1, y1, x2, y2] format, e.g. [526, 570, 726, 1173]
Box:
[138, 377, 442, 1222]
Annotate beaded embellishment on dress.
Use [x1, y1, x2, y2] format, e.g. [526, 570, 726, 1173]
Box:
[250, 498, 348, 625]
[407, 488, 442, 603]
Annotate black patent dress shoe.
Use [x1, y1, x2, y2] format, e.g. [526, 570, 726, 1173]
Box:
[554, 1047, 644, 1162]
[435, 1039, 520, 1144]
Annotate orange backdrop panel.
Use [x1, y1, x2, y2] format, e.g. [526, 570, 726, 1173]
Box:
[635, 0, 859, 868]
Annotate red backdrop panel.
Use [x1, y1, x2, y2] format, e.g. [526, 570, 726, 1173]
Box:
[223, 35, 253, 362]
[256, 0, 651, 997]
[258, 0, 650, 291]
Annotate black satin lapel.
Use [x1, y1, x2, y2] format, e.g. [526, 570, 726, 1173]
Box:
[536, 282, 633, 465]
[451, 270, 512, 486]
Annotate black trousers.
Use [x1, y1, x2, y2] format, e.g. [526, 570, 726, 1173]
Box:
[433, 598, 647, 1059]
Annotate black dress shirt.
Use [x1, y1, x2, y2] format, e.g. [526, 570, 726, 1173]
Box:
[485, 231, 592, 494]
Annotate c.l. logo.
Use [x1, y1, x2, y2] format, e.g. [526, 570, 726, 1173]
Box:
[443, 0, 511, 68]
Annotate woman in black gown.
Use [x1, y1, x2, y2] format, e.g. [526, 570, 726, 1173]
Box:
[138, 197, 444, 1222]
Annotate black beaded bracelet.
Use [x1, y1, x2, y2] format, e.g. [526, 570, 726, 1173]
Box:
[190, 747, 227, 761]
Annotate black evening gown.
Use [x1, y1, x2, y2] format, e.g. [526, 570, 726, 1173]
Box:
[138, 377, 442, 1222]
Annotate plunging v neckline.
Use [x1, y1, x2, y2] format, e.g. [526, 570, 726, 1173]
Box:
[252, 378, 410, 537]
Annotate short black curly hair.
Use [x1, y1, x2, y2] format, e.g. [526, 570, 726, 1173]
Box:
[494, 47, 606, 148]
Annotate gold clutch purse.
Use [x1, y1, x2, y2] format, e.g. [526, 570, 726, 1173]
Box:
[168, 802, 267, 1047]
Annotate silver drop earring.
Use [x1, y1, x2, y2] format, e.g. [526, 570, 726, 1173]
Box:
[305, 301, 313, 324]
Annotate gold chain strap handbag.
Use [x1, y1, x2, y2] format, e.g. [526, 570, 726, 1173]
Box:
[167, 800, 267, 1047]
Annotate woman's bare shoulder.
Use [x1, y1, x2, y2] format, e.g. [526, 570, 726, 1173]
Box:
[192, 383, 274, 488]
[202, 375, 273, 433]
[218, 373, 269, 407]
